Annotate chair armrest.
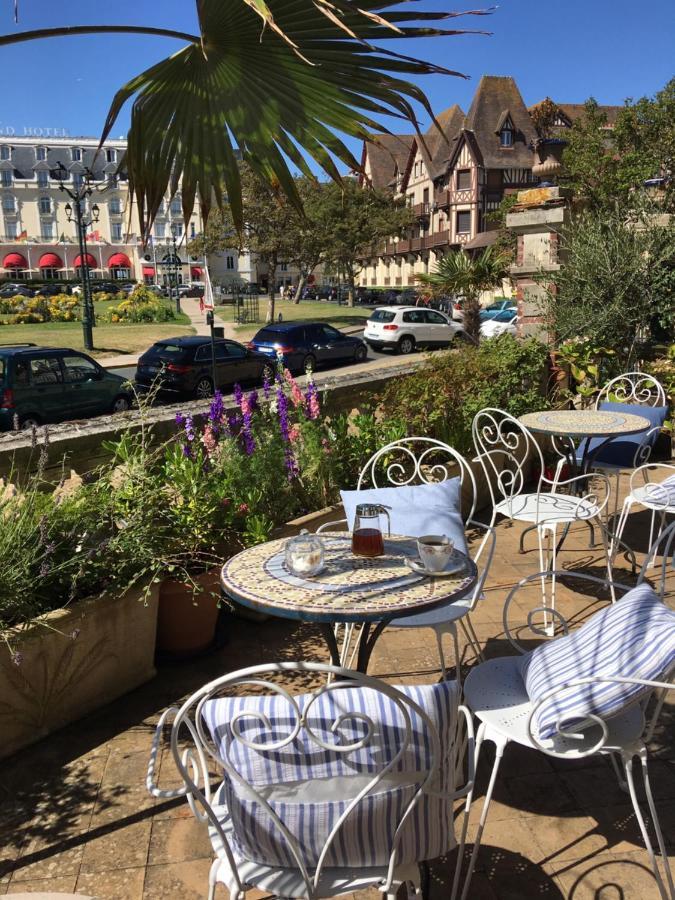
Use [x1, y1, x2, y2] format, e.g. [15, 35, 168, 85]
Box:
[424, 705, 475, 802]
[146, 707, 187, 800]
[316, 518, 349, 533]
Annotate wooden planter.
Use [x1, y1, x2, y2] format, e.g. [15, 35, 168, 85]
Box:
[0, 583, 159, 761]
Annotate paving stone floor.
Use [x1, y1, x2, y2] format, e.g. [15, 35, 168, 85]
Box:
[1, 491, 673, 899]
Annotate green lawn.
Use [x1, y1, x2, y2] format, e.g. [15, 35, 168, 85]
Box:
[0, 302, 194, 359]
[225, 298, 371, 340]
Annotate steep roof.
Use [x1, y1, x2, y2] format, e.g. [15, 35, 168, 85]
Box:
[361, 134, 414, 190]
[413, 104, 465, 181]
[528, 99, 625, 138]
[462, 75, 537, 169]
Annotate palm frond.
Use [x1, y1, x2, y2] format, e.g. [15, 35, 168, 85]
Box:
[4, 1, 492, 237]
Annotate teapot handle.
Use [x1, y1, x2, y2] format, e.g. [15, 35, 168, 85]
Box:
[379, 505, 391, 537]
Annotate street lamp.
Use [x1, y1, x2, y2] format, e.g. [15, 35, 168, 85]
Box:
[56, 162, 99, 351]
[167, 228, 182, 315]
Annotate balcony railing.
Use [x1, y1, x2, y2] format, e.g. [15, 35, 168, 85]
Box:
[412, 202, 431, 219]
[397, 239, 411, 253]
[428, 230, 449, 248]
[434, 189, 449, 208]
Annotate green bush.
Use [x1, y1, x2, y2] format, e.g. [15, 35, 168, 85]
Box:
[103, 291, 176, 324]
[380, 335, 550, 454]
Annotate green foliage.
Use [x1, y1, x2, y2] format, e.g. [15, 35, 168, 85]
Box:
[541, 203, 675, 366]
[554, 337, 617, 407]
[0, 295, 80, 323]
[417, 246, 511, 342]
[380, 336, 549, 454]
[103, 288, 176, 324]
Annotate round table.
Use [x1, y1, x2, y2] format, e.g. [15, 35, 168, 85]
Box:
[221, 532, 477, 672]
[520, 408, 651, 479]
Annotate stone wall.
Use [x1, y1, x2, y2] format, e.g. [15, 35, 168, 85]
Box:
[0, 358, 425, 480]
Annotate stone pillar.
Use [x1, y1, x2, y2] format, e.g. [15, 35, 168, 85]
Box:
[506, 186, 572, 341]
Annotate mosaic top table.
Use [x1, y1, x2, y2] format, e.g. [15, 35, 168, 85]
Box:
[221, 532, 477, 673]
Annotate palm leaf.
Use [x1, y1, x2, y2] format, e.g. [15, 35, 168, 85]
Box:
[3, 1, 492, 237]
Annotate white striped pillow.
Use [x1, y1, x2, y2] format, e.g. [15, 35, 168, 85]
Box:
[520, 583, 675, 741]
[202, 680, 458, 869]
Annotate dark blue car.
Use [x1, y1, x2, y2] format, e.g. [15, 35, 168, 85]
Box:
[248, 321, 368, 374]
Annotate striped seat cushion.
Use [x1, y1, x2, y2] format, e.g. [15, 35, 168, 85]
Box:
[635, 474, 675, 508]
[520, 583, 675, 741]
[202, 680, 458, 869]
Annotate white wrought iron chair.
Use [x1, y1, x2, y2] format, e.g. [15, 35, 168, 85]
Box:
[317, 437, 496, 682]
[472, 408, 614, 616]
[452, 521, 675, 900]
[611, 463, 675, 568]
[147, 661, 475, 900]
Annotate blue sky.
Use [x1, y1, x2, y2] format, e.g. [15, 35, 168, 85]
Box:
[1, 0, 673, 144]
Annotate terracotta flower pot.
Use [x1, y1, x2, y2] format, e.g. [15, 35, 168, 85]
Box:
[157, 567, 221, 659]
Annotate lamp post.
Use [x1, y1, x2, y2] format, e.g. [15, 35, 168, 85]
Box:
[56, 162, 99, 351]
[167, 229, 181, 315]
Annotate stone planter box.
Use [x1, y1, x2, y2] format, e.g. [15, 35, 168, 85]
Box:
[0, 583, 159, 761]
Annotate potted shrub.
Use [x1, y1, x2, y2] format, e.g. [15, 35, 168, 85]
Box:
[530, 97, 568, 181]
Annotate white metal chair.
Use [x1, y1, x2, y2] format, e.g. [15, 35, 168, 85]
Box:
[147, 661, 475, 900]
[611, 463, 675, 569]
[317, 437, 496, 682]
[563, 372, 668, 538]
[472, 408, 614, 617]
[452, 522, 675, 900]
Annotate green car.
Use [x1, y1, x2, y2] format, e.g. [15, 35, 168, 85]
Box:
[0, 343, 132, 431]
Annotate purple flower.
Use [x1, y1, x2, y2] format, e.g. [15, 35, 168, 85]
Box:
[262, 369, 271, 400]
[275, 383, 298, 479]
[184, 415, 195, 442]
[209, 391, 224, 425]
[305, 381, 320, 420]
[11, 652, 23, 667]
[181, 443, 192, 458]
[233, 383, 243, 406]
[247, 390, 259, 413]
[175, 412, 186, 428]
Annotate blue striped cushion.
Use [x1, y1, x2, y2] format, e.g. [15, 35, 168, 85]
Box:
[520, 583, 675, 741]
[640, 474, 675, 508]
[202, 680, 458, 868]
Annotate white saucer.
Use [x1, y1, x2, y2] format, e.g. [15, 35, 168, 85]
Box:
[405, 549, 466, 578]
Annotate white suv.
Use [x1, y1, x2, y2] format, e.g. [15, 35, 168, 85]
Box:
[363, 306, 465, 355]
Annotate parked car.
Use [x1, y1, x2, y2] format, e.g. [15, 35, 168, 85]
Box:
[363, 306, 465, 354]
[248, 321, 368, 373]
[135, 336, 270, 399]
[480, 309, 518, 338]
[0, 343, 132, 430]
[479, 299, 516, 321]
[0, 283, 33, 298]
[33, 283, 71, 297]
[181, 284, 205, 298]
[451, 297, 465, 321]
[145, 284, 167, 297]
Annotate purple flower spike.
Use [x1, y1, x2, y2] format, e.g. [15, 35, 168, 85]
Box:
[262, 369, 271, 399]
[175, 412, 186, 428]
[209, 391, 224, 425]
[184, 415, 195, 442]
[233, 383, 243, 406]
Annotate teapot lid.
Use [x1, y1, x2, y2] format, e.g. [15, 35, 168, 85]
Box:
[355, 503, 386, 517]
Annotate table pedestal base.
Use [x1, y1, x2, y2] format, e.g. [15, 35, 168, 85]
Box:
[320, 619, 391, 674]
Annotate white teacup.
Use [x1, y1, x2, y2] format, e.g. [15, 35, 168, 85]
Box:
[417, 534, 454, 573]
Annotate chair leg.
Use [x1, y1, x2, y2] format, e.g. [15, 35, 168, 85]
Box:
[639, 748, 675, 899]
[596, 517, 616, 604]
[622, 749, 673, 900]
[452, 725, 508, 900]
[459, 615, 485, 664]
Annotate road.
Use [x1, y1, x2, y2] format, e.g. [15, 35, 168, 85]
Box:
[110, 345, 392, 385]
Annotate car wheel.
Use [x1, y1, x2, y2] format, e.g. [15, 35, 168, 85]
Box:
[19, 414, 41, 429]
[301, 354, 316, 374]
[397, 335, 415, 355]
[111, 394, 132, 413]
[194, 377, 214, 399]
[353, 344, 367, 363]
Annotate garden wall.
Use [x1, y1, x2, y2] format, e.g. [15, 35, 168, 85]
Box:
[0, 358, 425, 480]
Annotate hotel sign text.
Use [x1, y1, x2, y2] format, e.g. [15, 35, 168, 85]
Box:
[0, 126, 69, 138]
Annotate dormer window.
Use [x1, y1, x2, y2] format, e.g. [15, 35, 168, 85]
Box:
[0, 145, 10, 161]
[37, 170, 49, 188]
[105, 148, 117, 163]
[72, 147, 82, 162]
[496, 112, 515, 148]
[36, 146, 47, 161]
[500, 126, 513, 147]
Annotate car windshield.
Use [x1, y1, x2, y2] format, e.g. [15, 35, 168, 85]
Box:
[253, 328, 289, 343]
[493, 310, 516, 322]
[369, 310, 396, 323]
[144, 343, 190, 362]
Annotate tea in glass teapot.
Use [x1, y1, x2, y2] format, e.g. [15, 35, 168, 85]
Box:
[351, 503, 391, 558]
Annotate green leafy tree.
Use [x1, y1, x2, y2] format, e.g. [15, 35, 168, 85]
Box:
[540, 202, 675, 367]
[318, 179, 413, 306]
[417, 246, 511, 342]
[3, 2, 490, 236]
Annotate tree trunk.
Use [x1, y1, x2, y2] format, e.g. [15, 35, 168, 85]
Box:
[346, 265, 355, 308]
[266, 258, 277, 323]
[464, 292, 481, 344]
[293, 273, 306, 304]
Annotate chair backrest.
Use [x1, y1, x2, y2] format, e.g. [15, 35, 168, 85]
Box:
[595, 371, 666, 408]
[148, 662, 461, 898]
[356, 436, 478, 523]
[640, 517, 675, 602]
[471, 408, 545, 509]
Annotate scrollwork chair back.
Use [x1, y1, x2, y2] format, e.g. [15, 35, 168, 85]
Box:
[596, 371, 666, 409]
[147, 662, 474, 900]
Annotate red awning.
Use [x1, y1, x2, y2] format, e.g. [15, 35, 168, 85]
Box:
[74, 253, 97, 269]
[143, 265, 155, 276]
[3, 252, 28, 269]
[108, 252, 132, 268]
[38, 252, 63, 269]
[191, 266, 203, 278]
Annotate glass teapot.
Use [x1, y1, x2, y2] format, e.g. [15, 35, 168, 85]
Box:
[351, 503, 391, 558]
[285, 530, 325, 577]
